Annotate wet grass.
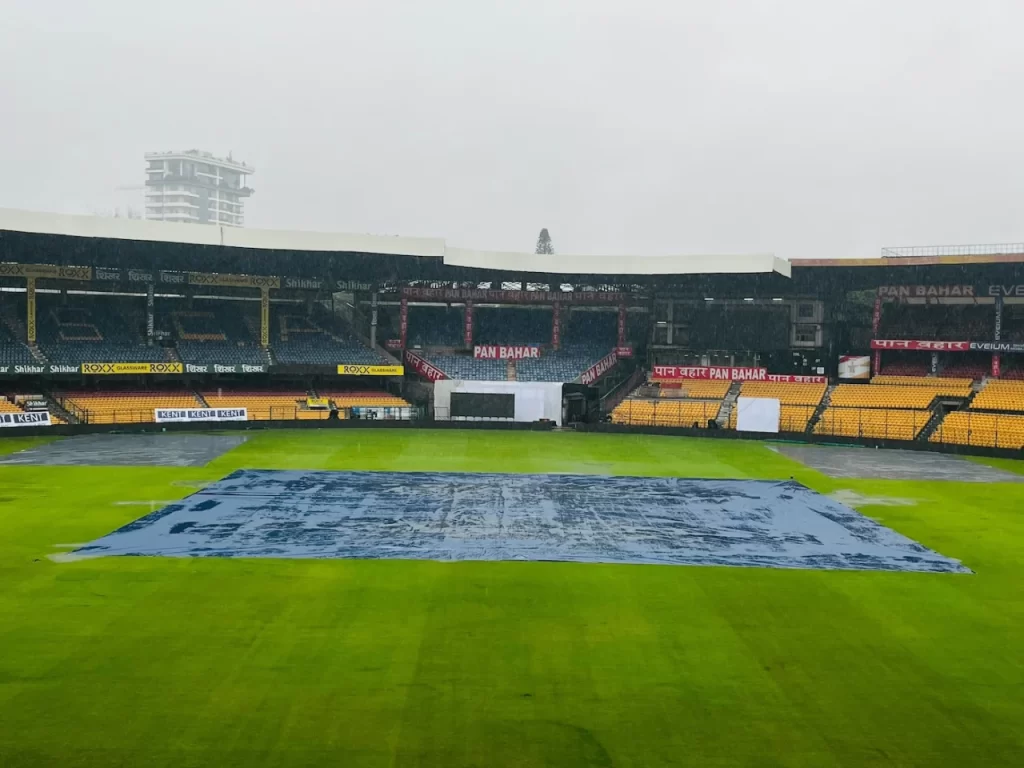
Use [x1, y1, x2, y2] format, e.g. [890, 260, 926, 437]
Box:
[0, 430, 1022, 766]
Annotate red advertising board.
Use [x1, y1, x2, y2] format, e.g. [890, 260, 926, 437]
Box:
[651, 366, 768, 381]
[551, 302, 561, 350]
[404, 350, 448, 381]
[617, 303, 627, 346]
[580, 351, 619, 385]
[870, 339, 970, 351]
[766, 374, 827, 384]
[463, 300, 474, 347]
[473, 345, 541, 360]
[399, 298, 408, 348]
[615, 346, 634, 358]
[385, 339, 403, 350]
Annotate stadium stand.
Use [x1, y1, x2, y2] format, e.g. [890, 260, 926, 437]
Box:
[516, 345, 608, 382]
[611, 398, 721, 427]
[879, 304, 991, 341]
[970, 380, 1024, 412]
[657, 381, 732, 398]
[38, 297, 168, 364]
[941, 361, 991, 380]
[173, 304, 267, 366]
[475, 308, 551, 345]
[930, 411, 1024, 449]
[272, 311, 385, 365]
[879, 360, 929, 377]
[201, 390, 312, 420]
[831, 383, 966, 408]
[736, 380, 827, 406]
[423, 355, 507, 380]
[318, 390, 411, 409]
[869, 376, 973, 394]
[0, 324, 35, 365]
[728, 405, 818, 432]
[814, 407, 932, 440]
[407, 306, 463, 347]
[59, 391, 202, 424]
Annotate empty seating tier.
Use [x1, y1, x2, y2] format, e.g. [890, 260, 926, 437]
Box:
[611, 399, 721, 427]
[830, 384, 951, 409]
[737, 381, 827, 406]
[931, 412, 1024, 449]
[970, 381, 1024, 412]
[871, 376, 973, 391]
[814, 408, 931, 441]
[658, 381, 732, 399]
[60, 392, 202, 424]
[201, 391, 310, 421]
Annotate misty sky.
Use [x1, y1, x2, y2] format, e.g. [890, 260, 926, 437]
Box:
[1, 0, 1022, 260]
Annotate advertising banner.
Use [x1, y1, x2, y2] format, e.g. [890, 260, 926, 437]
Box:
[82, 362, 185, 375]
[877, 285, 975, 299]
[838, 355, 871, 380]
[405, 351, 449, 381]
[473, 345, 541, 360]
[552, 302, 561, 350]
[870, 340, 970, 351]
[306, 397, 330, 409]
[969, 341, 1024, 353]
[464, 300, 474, 348]
[651, 366, 768, 381]
[0, 364, 80, 376]
[154, 408, 248, 423]
[766, 374, 828, 384]
[182, 363, 267, 374]
[399, 298, 408, 348]
[0, 263, 92, 280]
[580, 352, 619, 385]
[615, 346, 634, 358]
[985, 284, 1024, 298]
[188, 272, 280, 289]
[402, 287, 634, 304]
[385, 339, 404, 350]
[0, 411, 51, 427]
[872, 295, 882, 373]
[282, 276, 323, 290]
[617, 303, 627, 346]
[336, 364, 404, 376]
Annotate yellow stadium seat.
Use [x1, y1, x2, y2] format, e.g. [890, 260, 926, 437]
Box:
[970, 381, 1024, 413]
[814, 407, 931, 440]
[931, 411, 1024, 449]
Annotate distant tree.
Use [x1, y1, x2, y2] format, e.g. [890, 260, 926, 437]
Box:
[535, 228, 554, 255]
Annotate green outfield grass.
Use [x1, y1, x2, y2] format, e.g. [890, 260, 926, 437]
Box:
[1, 430, 1022, 767]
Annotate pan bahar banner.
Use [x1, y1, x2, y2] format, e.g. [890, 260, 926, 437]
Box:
[0, 411, 51, 427]
[580, 351, 619, 385]
[404, 351, 449, 381]
[651, 366, 769, 381]
[336, 364, 404, 376]
[870, 340, 970, 351]
[154, 408, 247, 423]
[82, 362, 184, 375]
[473, 345, 541, 360]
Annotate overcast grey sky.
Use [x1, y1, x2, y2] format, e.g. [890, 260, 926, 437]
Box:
[1, 0, 1022, 259]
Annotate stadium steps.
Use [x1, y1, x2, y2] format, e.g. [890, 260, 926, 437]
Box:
[506, 360, 516, 381]
[807, 385, 835, 432]
[45, 394, 82, 425]
[194, 391, 211, 408]
[324, 306, 402, 365]
[716, 382, 742, 427]
[0, 305, 47, 362]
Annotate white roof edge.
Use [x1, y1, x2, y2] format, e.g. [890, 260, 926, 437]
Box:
[0, 208, 788, 276]
[445, 247, 787, 276]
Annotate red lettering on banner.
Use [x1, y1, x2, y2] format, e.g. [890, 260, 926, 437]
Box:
[615, 346, 633, 358]
[400, 287, 633, 304]
[870, 339, 970, 351]
[766, 374, 827, 384]
[552, 302, 561, 350]
[399, 298, 408, 348]
[651, 366, 769, 381]
[580, 352, 619, 385]
[617, 303, 627, 346]
[463, 301, 474, 347]
[405, 350, 448, 381]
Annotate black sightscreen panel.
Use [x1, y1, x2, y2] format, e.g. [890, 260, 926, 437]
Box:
[450, 392, 515, 418]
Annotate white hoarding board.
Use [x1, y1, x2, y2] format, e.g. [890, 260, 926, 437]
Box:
[735, 397, 781, 433]
[0, 411, 52, 427]
[154, 408, 248, 423]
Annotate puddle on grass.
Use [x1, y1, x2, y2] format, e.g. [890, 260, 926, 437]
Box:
[828, 489, 917, 508]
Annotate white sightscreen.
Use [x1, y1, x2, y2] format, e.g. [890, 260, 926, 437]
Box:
[434, 380, 563, 425]
[735, 397, 781, 433]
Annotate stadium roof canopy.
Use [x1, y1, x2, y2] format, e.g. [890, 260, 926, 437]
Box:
[0, 208, 789, 279]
